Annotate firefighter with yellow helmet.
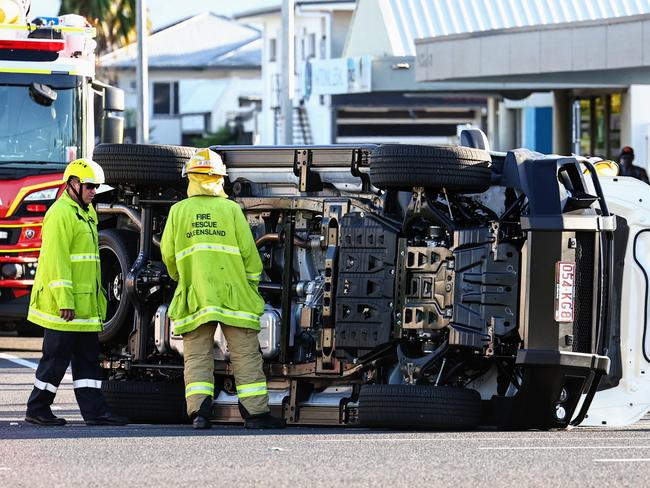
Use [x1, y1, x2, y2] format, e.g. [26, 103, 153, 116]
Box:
[161, 148, 285, 429]
[25, 158, 127, 426]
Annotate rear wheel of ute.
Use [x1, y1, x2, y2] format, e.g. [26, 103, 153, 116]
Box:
[369, 144, 492, 193]
[358, 384, 482, 429]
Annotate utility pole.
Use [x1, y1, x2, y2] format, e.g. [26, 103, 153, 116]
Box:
[136, 0, 149, 144]
[281, 0, 294, 145]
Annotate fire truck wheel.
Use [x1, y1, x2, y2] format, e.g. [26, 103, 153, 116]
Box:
[93, 143, 196, 186]
[369, 144, 492, 193]
[15, 320, 43, 337]
[99, 229, 138, 344]
[101, 380, 189, 424]
[358, 384, 482, 429]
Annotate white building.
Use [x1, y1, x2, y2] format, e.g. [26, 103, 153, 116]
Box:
[238, 0, 650, 170]
[238, 0, 487, 146]
[99, 13, 262, 145]
[236, 1, 356, 145]
[413, 0, 650, 167]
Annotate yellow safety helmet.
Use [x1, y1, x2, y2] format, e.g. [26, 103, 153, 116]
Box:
[583, 159, 620, 177]
[63, 158, 105, 185]
[0, 0, 22, 24]
[182, 148, 227, 177]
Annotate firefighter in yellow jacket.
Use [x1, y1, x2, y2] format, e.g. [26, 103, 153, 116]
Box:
[161, 148, 285, 430]
[25, 159, 127, 426]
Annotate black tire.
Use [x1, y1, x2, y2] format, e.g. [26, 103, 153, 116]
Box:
[98, 229, 138, 344]
[15, 320, 43, 337]
[369, 144, 492, 192]
[93, 143, 196, 186]
[358, 384, 482, 429]
[101, 380, 189, 424]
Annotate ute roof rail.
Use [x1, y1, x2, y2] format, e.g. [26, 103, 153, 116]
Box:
[212, 144, 377, 193]
[211, 144, 377, 168]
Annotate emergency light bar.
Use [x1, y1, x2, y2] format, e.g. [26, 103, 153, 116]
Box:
[0, 38, 64, 52]
[0, 13, 96, 63]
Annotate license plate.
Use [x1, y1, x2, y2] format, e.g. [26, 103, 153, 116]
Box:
[555, 261, 576, 322]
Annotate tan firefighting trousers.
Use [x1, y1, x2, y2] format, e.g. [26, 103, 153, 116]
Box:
[182, 321, 269, 418]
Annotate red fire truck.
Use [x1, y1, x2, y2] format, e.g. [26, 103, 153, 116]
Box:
[0, 3, 123, 334]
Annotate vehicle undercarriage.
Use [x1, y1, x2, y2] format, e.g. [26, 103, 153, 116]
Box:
[91, 140, 614, 429]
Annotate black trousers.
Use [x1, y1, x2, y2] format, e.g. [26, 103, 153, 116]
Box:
[26, 327, 108, 420]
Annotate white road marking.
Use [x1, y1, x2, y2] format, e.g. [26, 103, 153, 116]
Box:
[0, 352, 39, 370]
[594, 458, 650, 462]
[0, 352, 72, 381]
[481, 446, 650, 450]
[315, 437, 650, 443]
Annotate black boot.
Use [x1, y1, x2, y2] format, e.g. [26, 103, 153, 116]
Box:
[25, 412, 67, 426]
[193, 415, 212, 429]
[192, 397, 213, 429]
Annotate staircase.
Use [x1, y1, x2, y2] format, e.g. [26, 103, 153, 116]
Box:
[293, 103, 313, 145]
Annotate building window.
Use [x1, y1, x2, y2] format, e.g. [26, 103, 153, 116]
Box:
[576, 93, 621, 159]
[308, 33, 316, 59]
[153, 82, 179, 116]
[269, 38, 277, 62]
[320, 35, 326, 59]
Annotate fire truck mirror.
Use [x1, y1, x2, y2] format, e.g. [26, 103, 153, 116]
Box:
[29, 83, 57, 106]
[103, 85, 125, 113]
[101, 113, 124, 145]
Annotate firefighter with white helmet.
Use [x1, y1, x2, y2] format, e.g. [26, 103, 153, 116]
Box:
[25, 158, 127, 426]
[161, 148, 285, 429]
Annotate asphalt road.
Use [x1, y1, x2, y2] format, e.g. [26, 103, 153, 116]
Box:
[2, 334, 650, 487]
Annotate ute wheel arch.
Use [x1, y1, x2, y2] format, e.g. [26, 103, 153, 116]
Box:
[369, 144, 492, 193]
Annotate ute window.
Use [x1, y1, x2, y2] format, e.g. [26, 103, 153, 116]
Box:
[0, 82, 81, 165]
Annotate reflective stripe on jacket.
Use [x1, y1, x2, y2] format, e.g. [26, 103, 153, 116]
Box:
[160, 196, 264, 335]
[27, 192, 107, 332]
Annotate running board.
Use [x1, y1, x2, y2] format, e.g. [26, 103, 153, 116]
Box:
[211, 387, 358, 426]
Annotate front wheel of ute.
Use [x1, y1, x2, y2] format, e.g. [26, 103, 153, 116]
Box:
[101, 380, 189, 424]
[358, 384, 482, 429]
[93, 143, 196, 186]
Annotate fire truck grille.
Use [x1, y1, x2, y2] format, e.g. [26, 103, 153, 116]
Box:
[0, 228, 21, 246]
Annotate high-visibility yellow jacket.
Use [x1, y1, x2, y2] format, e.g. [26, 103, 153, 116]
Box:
[27, 192, 107, 332]
[161, 195, 264, 335]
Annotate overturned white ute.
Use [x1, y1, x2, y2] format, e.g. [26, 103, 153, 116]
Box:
[582, 175, 650, 426]
[89, 130, 650, 429]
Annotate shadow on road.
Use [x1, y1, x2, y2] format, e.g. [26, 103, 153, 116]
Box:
[3, 419, 650, 441]
[0, 422, 382, 440]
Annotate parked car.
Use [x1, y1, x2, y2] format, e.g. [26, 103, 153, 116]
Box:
[89, 131, 649, 429]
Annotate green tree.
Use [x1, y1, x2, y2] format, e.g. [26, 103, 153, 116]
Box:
[59, 0, 137, 54]
[191, 125, 240, 147]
